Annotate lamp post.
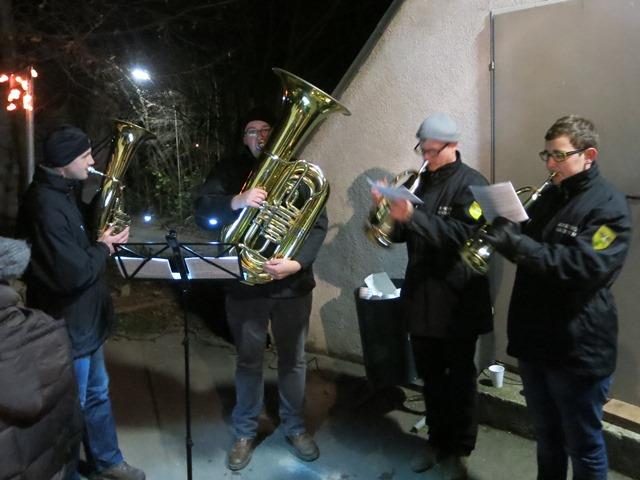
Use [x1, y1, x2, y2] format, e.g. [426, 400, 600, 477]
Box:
[1, 66, 37, 188]
[130, 67, 183, 220]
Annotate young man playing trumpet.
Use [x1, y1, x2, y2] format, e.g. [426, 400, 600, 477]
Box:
[482, 115, 632, 479]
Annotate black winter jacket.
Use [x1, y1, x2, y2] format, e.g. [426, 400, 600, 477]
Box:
[392, 154, 493, 338]
[0, 282, 83, 480]
[194, 148, 328, 298]
[507, 164, 631, 376]
[18, 166, 114, 358]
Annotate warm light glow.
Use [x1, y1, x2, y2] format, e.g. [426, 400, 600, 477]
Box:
[131, 67, 151, 82]
[2, 68, 37, 112]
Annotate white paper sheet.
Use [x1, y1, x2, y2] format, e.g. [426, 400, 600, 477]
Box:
[115, 257, 180, 280]
[469, 182, 529, 223]
[366, 177, 424, 204]
[185, 256, 240, 279]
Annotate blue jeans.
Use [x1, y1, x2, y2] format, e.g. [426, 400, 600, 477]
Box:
[519, 360, 612, 480]
[226, 293, 312, 439]
[73, 346, 123, 475]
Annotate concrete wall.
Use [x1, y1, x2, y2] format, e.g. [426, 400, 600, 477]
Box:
[301, 0, 551, 361]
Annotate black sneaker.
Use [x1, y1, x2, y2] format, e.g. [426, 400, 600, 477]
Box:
[286, 432, 320, 462]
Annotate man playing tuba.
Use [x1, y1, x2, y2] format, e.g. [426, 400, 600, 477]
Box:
[195, 107, 327, 471]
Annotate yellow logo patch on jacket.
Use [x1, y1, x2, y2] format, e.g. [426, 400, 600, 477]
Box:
[468, 201, 483, 221]
[592, 225, 616, 251]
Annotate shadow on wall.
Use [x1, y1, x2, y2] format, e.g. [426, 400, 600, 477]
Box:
[314, 168, 408, 361]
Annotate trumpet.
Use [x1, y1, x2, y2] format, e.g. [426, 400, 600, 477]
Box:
[366, 161, 427, 247]
[460, 172, 557, 274]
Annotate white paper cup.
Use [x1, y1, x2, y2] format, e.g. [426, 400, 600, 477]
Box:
[488, 364, 505, 388]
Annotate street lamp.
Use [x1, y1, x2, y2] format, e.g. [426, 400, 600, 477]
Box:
[1, 66, 37, 187]
[129, 67, 183, 221]
[131, 67, 151, 82]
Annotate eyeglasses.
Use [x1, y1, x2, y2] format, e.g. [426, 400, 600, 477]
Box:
[414, 142, 449, 157]
[538, 148, 587, 163]
[244, 127, 271, 138]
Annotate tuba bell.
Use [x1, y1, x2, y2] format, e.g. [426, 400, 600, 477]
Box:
[90, 120, 156, 235]
[460, 173, 557, 274]
[222, 68, 351, 285]
[367, 161, 427, 247]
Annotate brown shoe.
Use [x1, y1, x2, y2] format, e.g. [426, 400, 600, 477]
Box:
[227, 437, 254, 471]
[92, 461, 145, 480]
[286, 432, 320, 461]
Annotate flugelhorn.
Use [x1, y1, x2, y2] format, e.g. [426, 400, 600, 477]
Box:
[366, 161, 427, 247]
[460, 172, 557, 274]
[92, 120, 156, 235]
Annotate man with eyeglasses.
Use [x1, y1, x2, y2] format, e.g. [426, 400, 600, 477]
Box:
[195, 106, 327, 471]
[482, 115, 631, 479]
[372, 112, 492, 479]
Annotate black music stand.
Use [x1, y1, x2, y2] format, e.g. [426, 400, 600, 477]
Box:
[113, 230, 242, 480]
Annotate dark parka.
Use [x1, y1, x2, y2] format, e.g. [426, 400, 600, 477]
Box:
[18, 166, 114, 358]
[392, 154, 493, 338]
[506, 164, 631, 377]
[0, 283, 83, 480]
[194, 149, 328, 299]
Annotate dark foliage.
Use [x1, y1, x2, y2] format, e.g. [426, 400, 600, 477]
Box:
[2, 0, 392, 221]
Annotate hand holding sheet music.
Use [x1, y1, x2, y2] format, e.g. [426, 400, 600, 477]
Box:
[469, 182, 529, 223]
[367, 177, 424, 204]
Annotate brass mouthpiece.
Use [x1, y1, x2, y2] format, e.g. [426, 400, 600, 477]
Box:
[88, 166, 120, 182]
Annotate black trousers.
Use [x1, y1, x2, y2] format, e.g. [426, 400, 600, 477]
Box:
[410, 335, 479, 456]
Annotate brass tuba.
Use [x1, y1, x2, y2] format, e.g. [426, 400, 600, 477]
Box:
[90, 120, 156, 235]
[367, 161, 427, 247]
[459, 173, 557, 274]
[222, 68, 351, 285]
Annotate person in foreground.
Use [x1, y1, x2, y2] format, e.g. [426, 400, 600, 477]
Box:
[482, 115, 631, 479]
[0, 236, 83, 480]
[372, 112, 492, 479]
[195, 107, 327, 471]
[18, 126, 145, 480]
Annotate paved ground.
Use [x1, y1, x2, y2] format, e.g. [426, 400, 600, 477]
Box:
[100, 221, 634, 479]
[101, 328, 634, 480]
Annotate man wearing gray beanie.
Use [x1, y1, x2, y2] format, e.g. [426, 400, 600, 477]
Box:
[370, 112, 492, 479]
[0, 236, 83, 479]
[18, 125, 144, 480]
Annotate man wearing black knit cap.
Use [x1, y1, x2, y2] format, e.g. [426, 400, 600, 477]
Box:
[195, 107, 327, 471]
[18, 125, 145, 480]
